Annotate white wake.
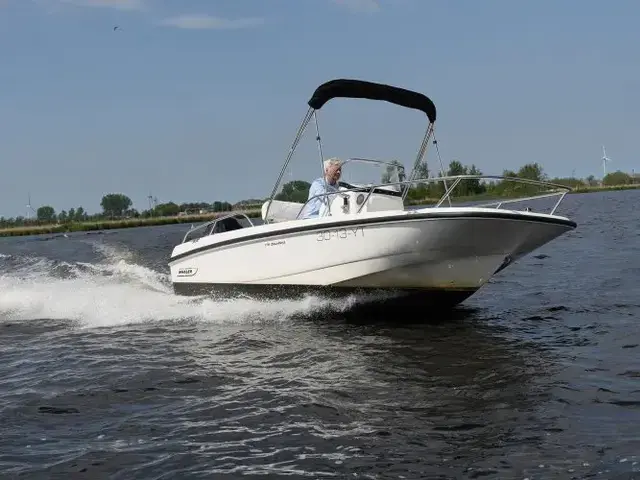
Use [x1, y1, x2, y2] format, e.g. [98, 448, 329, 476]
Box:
[0, 245, 375, 329]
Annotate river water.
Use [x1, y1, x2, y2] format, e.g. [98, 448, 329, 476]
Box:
[0, 190, 638, 479]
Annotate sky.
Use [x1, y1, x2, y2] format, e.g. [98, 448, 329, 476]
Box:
[0, 0, 639, 217]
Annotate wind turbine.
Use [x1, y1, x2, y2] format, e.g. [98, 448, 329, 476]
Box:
[601, 145, 612, 179]
[26, 193, 36, 220]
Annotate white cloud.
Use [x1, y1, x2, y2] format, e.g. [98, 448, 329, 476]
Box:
[61, 0, 144, 10]
[59, 0, 145, 10]
[332, 0, 380, 13]
[159, 14, 265, 30]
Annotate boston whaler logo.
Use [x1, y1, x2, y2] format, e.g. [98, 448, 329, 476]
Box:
[176, 267, 198, 277]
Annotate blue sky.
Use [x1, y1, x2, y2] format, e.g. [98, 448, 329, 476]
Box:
[0, 0, 638, 217]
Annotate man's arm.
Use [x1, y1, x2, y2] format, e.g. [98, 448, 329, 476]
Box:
[299, 179, 327, 218]
[307, 179, 325, 202]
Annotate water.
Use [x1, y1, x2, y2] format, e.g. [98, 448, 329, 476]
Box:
[1, 190, 639, 479]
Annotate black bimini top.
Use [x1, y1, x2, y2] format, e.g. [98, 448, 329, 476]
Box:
[307, 79, 437, 123]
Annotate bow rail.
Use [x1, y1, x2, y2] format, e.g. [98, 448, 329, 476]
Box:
[291, 174, 572, 220]
[179, 174, 573, 244]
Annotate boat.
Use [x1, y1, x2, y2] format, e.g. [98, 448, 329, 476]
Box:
[168, 78, 577, 307]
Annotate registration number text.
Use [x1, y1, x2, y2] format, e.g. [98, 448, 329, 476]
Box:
[316, 226, 364, 242]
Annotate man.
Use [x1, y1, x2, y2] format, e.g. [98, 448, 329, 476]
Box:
[301, 157, 343, 219]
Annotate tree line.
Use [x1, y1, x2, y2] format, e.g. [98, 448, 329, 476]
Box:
[274, 160, 640, 203]
[387, 160, 638, 199]
[0, 192, 257, 229]
[2, 162, 636, 229]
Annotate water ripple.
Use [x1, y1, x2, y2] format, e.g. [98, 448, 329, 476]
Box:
[1, 191, 640, 478]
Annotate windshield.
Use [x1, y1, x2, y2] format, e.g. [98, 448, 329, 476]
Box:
[340, 158, 407, 192]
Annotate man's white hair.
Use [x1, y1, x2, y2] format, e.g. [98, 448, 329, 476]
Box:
[323, 157, 342, 171]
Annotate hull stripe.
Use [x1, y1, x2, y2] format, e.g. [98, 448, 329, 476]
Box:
[169, 210, 576, 263]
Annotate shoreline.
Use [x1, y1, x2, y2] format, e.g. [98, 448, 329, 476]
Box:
[0, 210, 262, 238]
[568, 183, 640, 194]
[1, 183, 638, 238]
[404, 182, 640, 206]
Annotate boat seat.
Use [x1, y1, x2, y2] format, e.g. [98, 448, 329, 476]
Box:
[211, 216, 244, 234]
[261, 200, 303, 223]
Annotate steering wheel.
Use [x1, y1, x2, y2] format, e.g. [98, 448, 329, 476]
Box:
[338, 181, 403, 198]
[338, 181, 368, 193]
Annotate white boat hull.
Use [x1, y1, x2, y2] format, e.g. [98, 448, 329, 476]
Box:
[169, 207, 576, 305]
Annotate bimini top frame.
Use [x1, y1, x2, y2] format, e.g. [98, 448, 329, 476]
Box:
[263, 78, 438, 222]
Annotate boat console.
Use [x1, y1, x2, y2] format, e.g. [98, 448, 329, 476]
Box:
[323, 185, 404, 217]
[260, 184, 404, 224]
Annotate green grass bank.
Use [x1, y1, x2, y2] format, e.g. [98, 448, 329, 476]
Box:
[404, 182, 640, 206]
[0, 209, 262, 238]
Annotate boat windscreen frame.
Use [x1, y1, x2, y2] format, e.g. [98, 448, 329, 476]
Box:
[263, 78, 440, 222]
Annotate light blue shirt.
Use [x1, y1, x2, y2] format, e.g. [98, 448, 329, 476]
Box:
[301, 177, 339, 218]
